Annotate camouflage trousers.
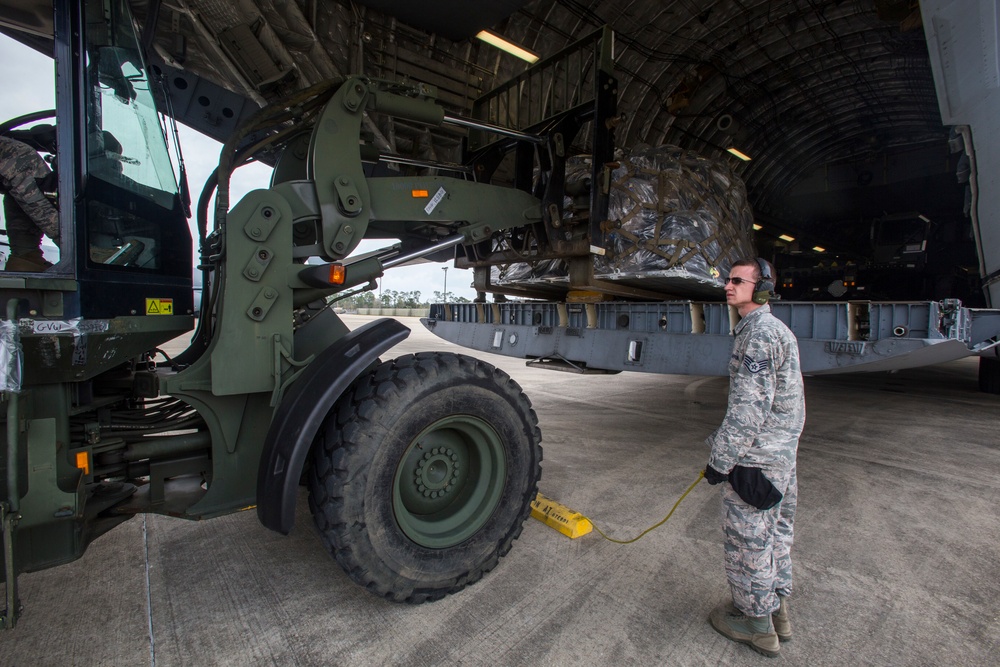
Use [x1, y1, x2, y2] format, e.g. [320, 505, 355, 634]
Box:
[720, 466, 796, 617]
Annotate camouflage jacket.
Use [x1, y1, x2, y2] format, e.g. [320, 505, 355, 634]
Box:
[0, 136, 59, 242]
[706, 304, 805, 484]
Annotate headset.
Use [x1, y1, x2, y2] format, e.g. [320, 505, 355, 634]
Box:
[752, 257, 776, 305]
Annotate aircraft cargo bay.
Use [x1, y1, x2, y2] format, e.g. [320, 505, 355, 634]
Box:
[0, 315, 995, 666]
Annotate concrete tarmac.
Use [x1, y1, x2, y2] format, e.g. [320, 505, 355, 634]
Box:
[2, 314, 998, 666]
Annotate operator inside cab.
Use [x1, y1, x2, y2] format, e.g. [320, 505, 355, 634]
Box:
[0, 132, 59, 271]
[1, 13, 177, 275]
[0, 124, 147, 271]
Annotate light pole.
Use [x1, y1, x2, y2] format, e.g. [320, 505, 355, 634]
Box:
[441, 266, 449, 302]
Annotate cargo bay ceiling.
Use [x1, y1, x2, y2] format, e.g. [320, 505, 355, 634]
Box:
[0, 0, 982, 301]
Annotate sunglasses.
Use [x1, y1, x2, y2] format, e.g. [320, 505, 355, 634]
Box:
[724, 277, 756, 286]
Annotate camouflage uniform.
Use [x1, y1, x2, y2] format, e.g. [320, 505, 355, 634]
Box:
[706, 304, 805, 617]
[0, 136, 59, 266]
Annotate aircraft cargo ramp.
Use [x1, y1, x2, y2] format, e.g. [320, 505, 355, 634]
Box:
[424, 299, 1000, 377]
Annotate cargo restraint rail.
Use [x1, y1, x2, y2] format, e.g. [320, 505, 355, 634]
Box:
[424, 299, 1000, 376]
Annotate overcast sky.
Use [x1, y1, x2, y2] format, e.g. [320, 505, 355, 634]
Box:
[0, 33, 476, 302]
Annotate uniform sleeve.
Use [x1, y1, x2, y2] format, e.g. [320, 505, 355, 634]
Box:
[706, 329, 780, 473]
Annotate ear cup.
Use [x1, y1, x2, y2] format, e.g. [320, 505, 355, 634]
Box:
[753, 258, 775, 304]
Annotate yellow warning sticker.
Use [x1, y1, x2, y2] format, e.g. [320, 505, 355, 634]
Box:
[146, 298, 174, 315]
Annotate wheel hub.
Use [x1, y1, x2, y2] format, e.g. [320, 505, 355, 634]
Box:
[392, 416, 507, 549]
[414, 448, 460, 498]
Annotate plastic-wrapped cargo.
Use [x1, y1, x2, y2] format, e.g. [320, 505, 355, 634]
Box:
[493, 145, 757, 298]
[0, 318, 21, 392]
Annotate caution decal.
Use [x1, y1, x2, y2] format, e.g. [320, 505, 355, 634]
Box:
[145, 298, 174, 315]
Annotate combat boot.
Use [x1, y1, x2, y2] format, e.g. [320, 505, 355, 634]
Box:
[5, 250, 51, 272]
[709, 602, 780, 658]
[772, 596, 791, 642]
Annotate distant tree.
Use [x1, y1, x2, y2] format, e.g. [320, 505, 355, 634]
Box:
[339, 290, 376, 309]
[403, 290, 422, 307]
[432, 291, 470, 304]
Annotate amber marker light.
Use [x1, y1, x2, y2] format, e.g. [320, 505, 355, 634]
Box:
[76, 451, 90, 475]
[411, 189, 429, 198]
[329, 264, 346, 284]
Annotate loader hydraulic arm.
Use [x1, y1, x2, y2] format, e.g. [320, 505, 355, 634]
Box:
[282, 77, 545, 267]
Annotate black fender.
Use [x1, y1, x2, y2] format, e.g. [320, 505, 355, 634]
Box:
[256, 317, 410, 534]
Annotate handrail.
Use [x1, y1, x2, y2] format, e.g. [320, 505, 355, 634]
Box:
[2, 297, 21, 628]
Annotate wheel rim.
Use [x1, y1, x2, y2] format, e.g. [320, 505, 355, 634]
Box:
[392, 415, 507, 549]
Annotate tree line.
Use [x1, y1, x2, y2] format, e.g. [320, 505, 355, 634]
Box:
[336, 289, 471, 309]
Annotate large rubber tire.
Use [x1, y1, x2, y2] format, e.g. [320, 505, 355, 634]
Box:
[307, 351, 542, 603]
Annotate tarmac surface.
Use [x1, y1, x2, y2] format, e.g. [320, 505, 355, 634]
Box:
[2, 314, 998, 666]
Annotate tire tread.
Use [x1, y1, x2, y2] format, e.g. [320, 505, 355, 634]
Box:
[307, 352, 542, 603]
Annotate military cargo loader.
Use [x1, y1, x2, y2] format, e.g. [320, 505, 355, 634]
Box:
[3, 0, 1000, 631]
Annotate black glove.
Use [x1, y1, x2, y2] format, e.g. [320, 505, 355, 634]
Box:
[729, 466, 783, 510]
[704, 464, 728, 485]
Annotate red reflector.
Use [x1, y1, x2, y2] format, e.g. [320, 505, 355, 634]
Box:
[329, 264, 346, 284]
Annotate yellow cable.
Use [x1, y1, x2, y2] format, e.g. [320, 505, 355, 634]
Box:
[586, 469, 706, 544]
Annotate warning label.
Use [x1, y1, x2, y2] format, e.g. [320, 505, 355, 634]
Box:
[145, 298, 174, 315]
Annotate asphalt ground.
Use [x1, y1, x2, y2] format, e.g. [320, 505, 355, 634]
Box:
[1, 314, 998, 666]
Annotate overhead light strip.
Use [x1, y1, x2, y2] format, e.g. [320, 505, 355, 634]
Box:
[726, 147, 751, 161]
[476, 30, 539, 63]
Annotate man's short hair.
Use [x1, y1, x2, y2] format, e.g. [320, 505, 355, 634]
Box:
[731, 258, 763, 282]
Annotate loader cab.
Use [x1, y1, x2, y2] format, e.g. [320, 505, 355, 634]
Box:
[0, 0, 192, 320]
